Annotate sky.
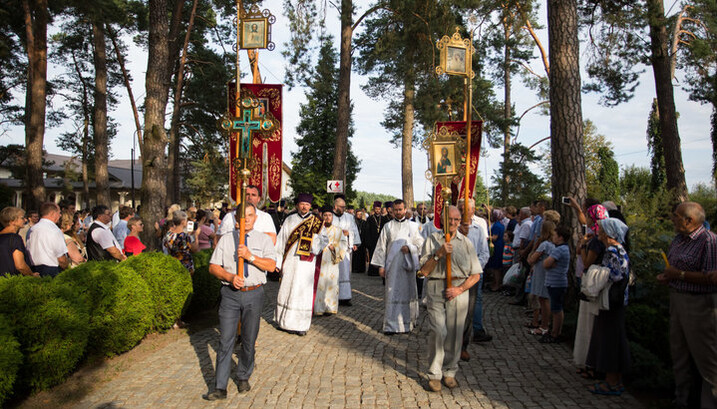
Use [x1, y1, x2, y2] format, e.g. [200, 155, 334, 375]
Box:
[3, 0, 713, 201]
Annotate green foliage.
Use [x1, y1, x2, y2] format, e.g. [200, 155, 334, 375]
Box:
[56, 262, 152, 356]
[627, 341, 673, 390]
[289, 35, 361, 204]
[353, 191, 399, 211]
[690, 183, 717, 227]
[646, 98, 667, 192]
[620, 165, 653, 195]
[121, 252, 193, 331]
[597, 146, 620, 200]
[0, 276, 90, 392]
[490, 142, 547, 206]
[0, 314, 22, 406]
[185, 249, 222, 316]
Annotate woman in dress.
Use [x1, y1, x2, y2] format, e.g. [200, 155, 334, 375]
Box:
[60, 212, 86, 267]
[586, 218, 631, 395]
[0, 207, 35, 276]
[195, 210, 216, 251]
[526, 220, 557, 335]
[163, 210, 201, 274]
[124, 216, 146, 256]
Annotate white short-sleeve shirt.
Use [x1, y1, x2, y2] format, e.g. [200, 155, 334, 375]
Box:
[26, 218, 68, 267]
[218, 209, 277, 236]
[91, 221, 122, 250]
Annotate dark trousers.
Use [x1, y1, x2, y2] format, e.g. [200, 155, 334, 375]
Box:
[462, 283, 478, 350]
[215, 285, 264, 390]
[367, 244, 380, 276]
[32, 264, 61, 277]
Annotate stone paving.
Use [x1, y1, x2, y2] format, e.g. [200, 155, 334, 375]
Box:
[72, 272, 643, 408]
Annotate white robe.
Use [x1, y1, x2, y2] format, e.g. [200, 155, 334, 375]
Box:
[332, 212, 361, 300]
[274, 212, 326, 332]
[314, 225, 348, 315]
[371, 219, 424, 332]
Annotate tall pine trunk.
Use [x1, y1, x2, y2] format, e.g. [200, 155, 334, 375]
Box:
[141, 0, 171, 249]
[92, 20, 110, 206]
[548, 0, 585, 240]
[647, 0, 688, 202]
[22, 0, 48, 209]
[502, 23, 512, 203]
[331, 0, 353, 184]
[401, 74, 415, 208]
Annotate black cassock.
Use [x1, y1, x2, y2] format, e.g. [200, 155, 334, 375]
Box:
[363, 213, 390, 276]
[351, 217, 367, 273]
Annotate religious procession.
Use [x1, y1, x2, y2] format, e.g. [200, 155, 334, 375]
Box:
[2, 0, 717, 408]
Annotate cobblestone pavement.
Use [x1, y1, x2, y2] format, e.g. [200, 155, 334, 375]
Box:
[72, 272, 643, 409]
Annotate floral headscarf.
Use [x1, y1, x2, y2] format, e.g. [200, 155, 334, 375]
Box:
[586, 204, 608, 233]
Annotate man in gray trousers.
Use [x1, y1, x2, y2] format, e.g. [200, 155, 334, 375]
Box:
[204, 204, 277, 400]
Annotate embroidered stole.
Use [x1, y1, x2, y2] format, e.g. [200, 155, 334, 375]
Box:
[283, 214, 323, 264]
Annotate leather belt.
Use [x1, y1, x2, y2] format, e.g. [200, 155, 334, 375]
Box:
[238, 284, 263, 292]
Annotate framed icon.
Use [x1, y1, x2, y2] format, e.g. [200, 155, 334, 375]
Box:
[436, 28, 474, 77]
[446, 46, 467, 75]
[432, 142, 458, 177]
[240, 18, 268, 49]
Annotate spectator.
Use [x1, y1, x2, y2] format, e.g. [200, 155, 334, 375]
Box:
[495, 206, 531, 292]
[60, 212, 86, 267]
[114, 206, 135, 250]
[196, 210, 217, 250]
[26, 202, 69, 277]
[505, 206, 518, 233]
[526, 221, 557, 335]
[484, 208, 506, 291]
[86, 205, 126, 262]
[0, 207, 36, 276]
[124, 216, 146, 256]
[18, 209, 38, 244]
[164, 210, 201, 274]
[540, 224, 572, 343]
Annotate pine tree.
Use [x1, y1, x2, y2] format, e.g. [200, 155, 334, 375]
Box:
[646, 98, 666, 192]
[597, 146, 620, 200]
[289, 36, 360, 205]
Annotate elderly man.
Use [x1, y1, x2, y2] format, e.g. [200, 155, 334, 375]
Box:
[218, 185, 277, 244]
[332, 195, 361, 306]
[418, 206, 483, 392]
[86, 205, 126, 262]
[274, 193, 326, 336]
[658, 202, 717, 408]
[371, 199, 424, 334]
[204, 204, 277, 399]
[26, 202, 69, 277]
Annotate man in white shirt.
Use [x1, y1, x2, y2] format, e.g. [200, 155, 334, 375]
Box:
[26, 202, 69, 277]
[218, 185, 277, 244]
[87, 205, 126, 262]
[113, 206, 135, 250]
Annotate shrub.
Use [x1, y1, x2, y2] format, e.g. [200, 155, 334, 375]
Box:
[121, 252, 193, 331]
[0, 276, 90, 392]
[0, 314, 22, 405]
[185, 249, 222, 316]
[627, 341, 673, 390]
[56, 262, 153, 356]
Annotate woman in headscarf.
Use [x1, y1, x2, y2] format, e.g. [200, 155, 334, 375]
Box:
[586, 218, 631, 396]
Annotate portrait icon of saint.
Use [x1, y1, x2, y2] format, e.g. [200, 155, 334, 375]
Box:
[446, 46, 466, 75]
[435, 146, 454, 175]
[242, 20, 266, 49]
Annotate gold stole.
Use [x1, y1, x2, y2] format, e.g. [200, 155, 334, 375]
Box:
[283, 214, 323, 262]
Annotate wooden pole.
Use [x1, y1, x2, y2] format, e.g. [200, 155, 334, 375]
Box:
[464, 34, 473, 226]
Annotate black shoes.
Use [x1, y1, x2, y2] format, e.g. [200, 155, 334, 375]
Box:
[339, 299, 352, 306]
[203, 389, 227, 401]
[472, 330, 493, 343]
[238, 380, 251, 393]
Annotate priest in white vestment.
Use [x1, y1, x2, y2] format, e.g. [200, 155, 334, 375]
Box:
[370, 199, 425, 334]
[332, 195, 361, 306]
[274, 193, 327, 335]
[314, 206, 348, 315]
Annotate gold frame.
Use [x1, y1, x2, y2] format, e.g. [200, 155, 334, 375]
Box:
[436, 27, 475, 78]
[240, 18, 268, 49]
[430, 141, 458, 178]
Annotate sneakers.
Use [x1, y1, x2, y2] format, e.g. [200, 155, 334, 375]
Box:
[203, 389, 227, 401]
[428, 379, 442, 392]
[529, 327, 549, 336]
[443, 377, 458, 389]
[472, 330, 493, 343]
[238, 379, 251, 393]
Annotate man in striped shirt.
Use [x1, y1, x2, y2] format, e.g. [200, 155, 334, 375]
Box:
[659, 202, 717, 408]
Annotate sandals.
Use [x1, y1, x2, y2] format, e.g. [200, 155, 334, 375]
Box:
[538, 333, 560, 343]
[524, 322, 539, 329]
[529, 327, 549, 335]
[577, 368, 596, 379]
[588, 381, 623, 396]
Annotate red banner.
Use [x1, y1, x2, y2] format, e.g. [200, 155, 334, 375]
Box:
[433, 120, 482, 228]
[228, 83, 283, 203]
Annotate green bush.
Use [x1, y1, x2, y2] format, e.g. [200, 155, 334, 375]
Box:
[56, 262, 153, 356]
[626, 303, 670, 360]
[185, 249, 222, 316]
[0, 276, 90, 392]
[0, 314, 22, 405]
[627, 341, 673, 390]
[121, 252, 193, 331]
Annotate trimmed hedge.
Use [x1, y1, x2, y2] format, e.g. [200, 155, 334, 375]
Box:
[0, 276, 90, 392]
[0, 314, 22, 406]
[185, 249, 222, 316]
[56, 262, 153, 356]
[122, 252, 193, 331]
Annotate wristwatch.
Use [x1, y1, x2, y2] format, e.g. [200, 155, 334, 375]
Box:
[433, 253, 440, 262]
[679, 270, 685, 280]
[248, 255, 256, 264]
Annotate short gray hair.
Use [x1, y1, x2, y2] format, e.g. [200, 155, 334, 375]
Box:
[172, 210, 188, 226]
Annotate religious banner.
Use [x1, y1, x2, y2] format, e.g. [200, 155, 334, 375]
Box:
[228, 83, 283, 203]
[433, 120, 482, 229]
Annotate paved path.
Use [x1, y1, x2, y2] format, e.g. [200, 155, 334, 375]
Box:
[73, 272, 642, 408]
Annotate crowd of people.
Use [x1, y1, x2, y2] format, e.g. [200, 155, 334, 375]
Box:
[1, 192, 715, 407]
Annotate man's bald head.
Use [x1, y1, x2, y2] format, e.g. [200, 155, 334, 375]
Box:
[677, 202, 706, 225]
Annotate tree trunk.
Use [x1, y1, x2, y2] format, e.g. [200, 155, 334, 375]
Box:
[107, 26, 143, 153]
[331, 0, 353, 184]
[401, 75, 415, 208]
[167, 0, 199, 205]
[141, 0, 172, 249]
[548, 0, 585, 247]
[502, 22, 512, 203]
[712, 105, 717, 187]
[22, 0, 48, 210]
[647, 0, 688, 202]
[82, 118, 90, 209]
[248, 49, 262, 83]
[92, 20, 110, 206]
